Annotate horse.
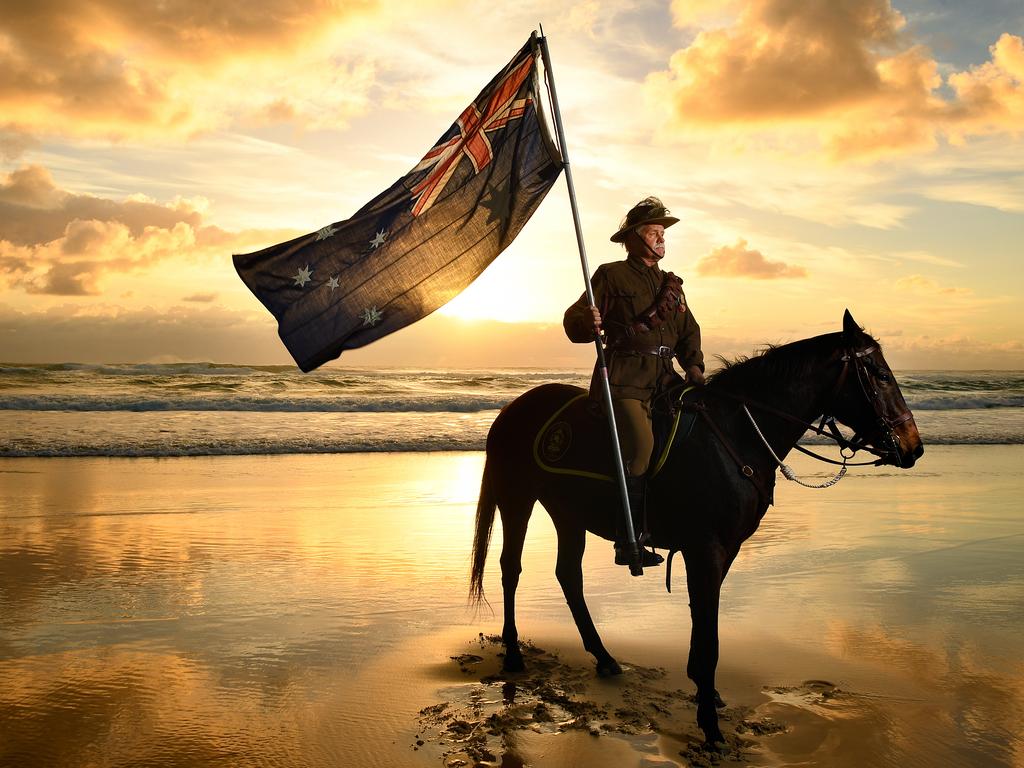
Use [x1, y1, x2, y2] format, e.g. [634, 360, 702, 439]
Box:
[469, 310, 923, 747]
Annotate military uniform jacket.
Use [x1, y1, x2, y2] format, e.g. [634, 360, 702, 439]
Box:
[563, 253, 704, 401]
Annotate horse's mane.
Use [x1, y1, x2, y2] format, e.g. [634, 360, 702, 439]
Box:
[704, 330, 875, 394]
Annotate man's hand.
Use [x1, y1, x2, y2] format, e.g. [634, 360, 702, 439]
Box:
[588, 305, 602, 334]
[685, 365, 705, 386]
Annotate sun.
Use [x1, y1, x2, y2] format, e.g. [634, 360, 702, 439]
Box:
[436, 268, 556, 323]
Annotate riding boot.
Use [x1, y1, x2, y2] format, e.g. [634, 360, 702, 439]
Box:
[614, 475, 664, 567]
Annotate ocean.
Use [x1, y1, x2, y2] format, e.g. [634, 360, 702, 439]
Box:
[3, 367, 1023, 766]
[1, 364, 1023, 457]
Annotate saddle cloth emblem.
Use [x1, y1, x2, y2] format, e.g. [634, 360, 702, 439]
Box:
[541, 421, 572, 462]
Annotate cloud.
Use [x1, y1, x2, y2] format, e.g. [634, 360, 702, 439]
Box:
[0, 124, 39, 161]
[0, 165, 207, 244]
[670, 0, 743, 29]
[183, 293, 219, 303]
[0, 305, 597, 368]
[4, 220, 200, 296]
[0, 164, 68, 209]
[661, 0, 909, 119]
[696, 238, 807, 279]
[0, 304, 278, 363]
[944, 33, 1024, 142]
[648, 1, 1024, 160]
[880, 332, 1024, 369]
[0, 165, 298, 296]
[893, 274, 972, 296]
[920, 175, 1024, 213]
[0, 0, 385, 139]
[894, 251, 964, 269]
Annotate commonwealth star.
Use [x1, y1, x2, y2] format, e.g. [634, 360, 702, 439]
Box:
[292, 265, 313, 287]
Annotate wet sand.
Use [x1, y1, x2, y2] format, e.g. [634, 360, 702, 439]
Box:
[1, 447, 1022, 766]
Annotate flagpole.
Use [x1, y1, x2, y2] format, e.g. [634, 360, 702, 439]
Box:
[534, 30, 645, 577]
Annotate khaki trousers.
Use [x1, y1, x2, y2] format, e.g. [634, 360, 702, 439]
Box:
[612, 398, 654, 477]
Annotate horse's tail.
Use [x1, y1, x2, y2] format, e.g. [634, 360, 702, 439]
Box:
[469, 454, 497, 605]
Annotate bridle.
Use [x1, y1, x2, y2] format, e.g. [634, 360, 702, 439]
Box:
[662, 342, 914, 591]
[824, 343, 915, 464]
[682, 342, 913, 481]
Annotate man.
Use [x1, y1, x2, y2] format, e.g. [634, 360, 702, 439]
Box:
[563, 197, 704, 567]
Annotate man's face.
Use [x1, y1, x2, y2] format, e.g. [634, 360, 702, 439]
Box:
[632, 224, 666, 261]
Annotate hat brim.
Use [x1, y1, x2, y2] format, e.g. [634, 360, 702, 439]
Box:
[610, 215, 679, 243]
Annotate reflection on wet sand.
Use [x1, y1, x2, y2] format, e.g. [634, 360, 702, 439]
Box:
[1, 447, 1022, 766]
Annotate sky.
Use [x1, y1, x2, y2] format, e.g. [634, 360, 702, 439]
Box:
[1, 0, 1022, 370]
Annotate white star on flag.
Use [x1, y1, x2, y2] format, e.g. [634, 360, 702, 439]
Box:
[315, 225, 339, 241]
[327, 276, 340, 291]
[292, 265, 313, 287]
[360, 306, 383, 326]
[369, 230, 387, 249]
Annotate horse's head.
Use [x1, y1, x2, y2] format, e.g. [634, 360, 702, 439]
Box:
[827, 310, 924, 468]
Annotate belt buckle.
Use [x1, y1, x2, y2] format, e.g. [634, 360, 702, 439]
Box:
[657, 345, 672, 358]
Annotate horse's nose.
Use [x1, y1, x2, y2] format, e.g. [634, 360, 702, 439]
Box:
[894, 418, 923, 469]
[898, 442, 924, 468]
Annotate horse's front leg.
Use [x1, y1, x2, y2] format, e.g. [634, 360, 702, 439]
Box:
[684, 540, 730, 747]
[553, 520, 621, 676]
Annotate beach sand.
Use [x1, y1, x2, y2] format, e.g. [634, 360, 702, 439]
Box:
[1, 447, 1023, 767]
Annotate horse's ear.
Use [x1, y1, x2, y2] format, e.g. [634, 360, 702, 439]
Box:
[843, 309, 862, 343]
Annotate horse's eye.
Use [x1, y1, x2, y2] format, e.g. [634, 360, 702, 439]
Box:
[863, 358, 891, 384]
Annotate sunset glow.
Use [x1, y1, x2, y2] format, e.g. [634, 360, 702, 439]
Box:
[1, 1, 1021, 369]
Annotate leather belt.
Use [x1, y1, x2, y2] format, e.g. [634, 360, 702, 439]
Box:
[608, 342, 675, 358]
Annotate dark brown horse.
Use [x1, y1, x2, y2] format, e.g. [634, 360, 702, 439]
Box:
[469, 310, 923, 746]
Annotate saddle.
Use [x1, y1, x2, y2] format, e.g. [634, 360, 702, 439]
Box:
[533, 385, 698, 482]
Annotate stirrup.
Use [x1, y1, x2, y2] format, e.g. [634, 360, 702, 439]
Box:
[614, 543, 664, 567]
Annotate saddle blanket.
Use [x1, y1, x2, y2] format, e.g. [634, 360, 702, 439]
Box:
[533, 390, 697, 482]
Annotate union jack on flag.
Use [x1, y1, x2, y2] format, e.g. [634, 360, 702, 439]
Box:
[409, 53, 536, 216]
[233, 37, 563, 372]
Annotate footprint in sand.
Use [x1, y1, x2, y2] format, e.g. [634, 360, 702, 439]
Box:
[417, 635, 768, 767]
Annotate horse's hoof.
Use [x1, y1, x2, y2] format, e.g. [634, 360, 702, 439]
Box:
[697, 702, 725, 750]
[596, 658, 623, 677]
[702, 733, 727, 754]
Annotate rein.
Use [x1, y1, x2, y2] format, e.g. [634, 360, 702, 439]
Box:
[742, 405, 849, 489]
[728, 394, 883, 459]
[662, 338, 909, 594]
[715, 391, 885, 468]
[722, 343, 909, 461]
[667, 341, 908, 493]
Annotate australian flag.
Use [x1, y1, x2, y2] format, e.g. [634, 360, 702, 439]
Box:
[233, 37, 563, 372]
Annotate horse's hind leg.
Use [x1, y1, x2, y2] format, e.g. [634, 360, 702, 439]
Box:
[498, 497, 533, 673]
[554, 520, 621, 677]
